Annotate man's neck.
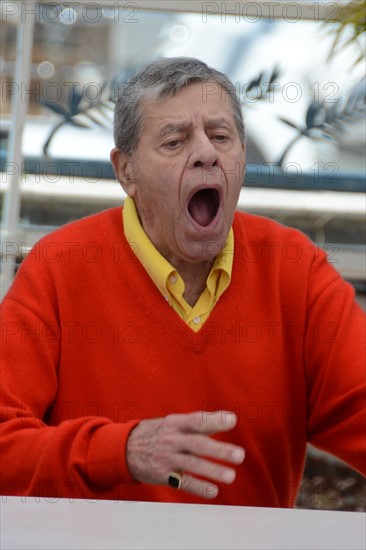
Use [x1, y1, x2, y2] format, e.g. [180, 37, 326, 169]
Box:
[173, 260, 214, 307]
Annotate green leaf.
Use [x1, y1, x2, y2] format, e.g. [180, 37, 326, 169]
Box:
[68, 86, 84, 116]
[269, 67, 281, 84]
[69, 118, 91, 129]
[246, 72, 263, 91]
[277, 116, 301, 130]
[305, 102, 325, 129]
[83, 110, 108, 127]
[40, 99, 70, 118]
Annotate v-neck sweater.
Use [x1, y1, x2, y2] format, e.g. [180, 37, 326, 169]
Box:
[1, 206, 365, 507]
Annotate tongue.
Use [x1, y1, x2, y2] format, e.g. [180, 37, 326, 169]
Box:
[189, 192, 214, 227]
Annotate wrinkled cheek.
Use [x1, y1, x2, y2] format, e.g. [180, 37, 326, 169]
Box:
[139, 202, 156, 231]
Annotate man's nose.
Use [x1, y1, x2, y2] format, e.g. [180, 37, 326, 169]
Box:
[187, 133, 219, 168]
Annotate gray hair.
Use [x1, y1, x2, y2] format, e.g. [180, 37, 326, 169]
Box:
[113, 57, 245, 154]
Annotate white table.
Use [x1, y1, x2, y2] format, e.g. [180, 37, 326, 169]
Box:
[1, 497, 365, 550]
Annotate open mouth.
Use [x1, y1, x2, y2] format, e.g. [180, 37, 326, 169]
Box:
[188, 188, 220, 227]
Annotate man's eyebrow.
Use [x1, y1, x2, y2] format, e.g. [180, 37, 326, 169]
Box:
[158, 118, 233, 139]
[205, 118, 233, 130]
[158, 123, 191, 139]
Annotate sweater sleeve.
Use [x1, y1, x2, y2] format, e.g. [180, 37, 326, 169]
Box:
[0, 255, 139, 498]
[304, 247, 366, 475]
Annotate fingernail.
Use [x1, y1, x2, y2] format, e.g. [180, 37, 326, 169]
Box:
[233, 449, 245, 462]
[223, 470, 236, 483]
[204, 485, 218, 499]
[226, 413, 237, 424]
[210, 487, 218, 498]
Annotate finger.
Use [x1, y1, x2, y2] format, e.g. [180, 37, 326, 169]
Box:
[179, 473, 219, 500]
[174, 452, 238, 485]
[176, 433, 245, 465]
[167, 410, 238, 435]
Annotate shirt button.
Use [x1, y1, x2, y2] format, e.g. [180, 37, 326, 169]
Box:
[164, 294, 169, 301]
[169, 274, 177, 285]
[193, 316, 201, 325]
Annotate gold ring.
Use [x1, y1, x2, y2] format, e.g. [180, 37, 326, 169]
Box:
[168, 471, 183, 490]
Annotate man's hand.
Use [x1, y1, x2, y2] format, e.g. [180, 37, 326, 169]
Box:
[126, 410, 245, 499]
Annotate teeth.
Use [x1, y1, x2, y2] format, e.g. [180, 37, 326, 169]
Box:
[188, 188, 219, 227]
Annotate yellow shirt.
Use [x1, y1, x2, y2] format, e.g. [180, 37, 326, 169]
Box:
[123, 197, 234, 332]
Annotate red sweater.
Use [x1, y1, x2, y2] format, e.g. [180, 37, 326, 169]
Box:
[1, 207, 365, 507]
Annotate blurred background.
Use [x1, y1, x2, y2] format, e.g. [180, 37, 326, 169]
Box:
[1, 1, 365, 168]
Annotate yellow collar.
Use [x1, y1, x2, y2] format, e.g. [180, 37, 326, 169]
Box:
[122, 197, 234, 329]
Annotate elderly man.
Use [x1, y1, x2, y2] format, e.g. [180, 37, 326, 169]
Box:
[1, 58, 365, 507]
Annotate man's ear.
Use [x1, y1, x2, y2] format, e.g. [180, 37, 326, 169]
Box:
[110, 147, 137, 197]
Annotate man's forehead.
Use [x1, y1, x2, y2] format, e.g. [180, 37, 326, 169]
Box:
[144, 103, 236, 132]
